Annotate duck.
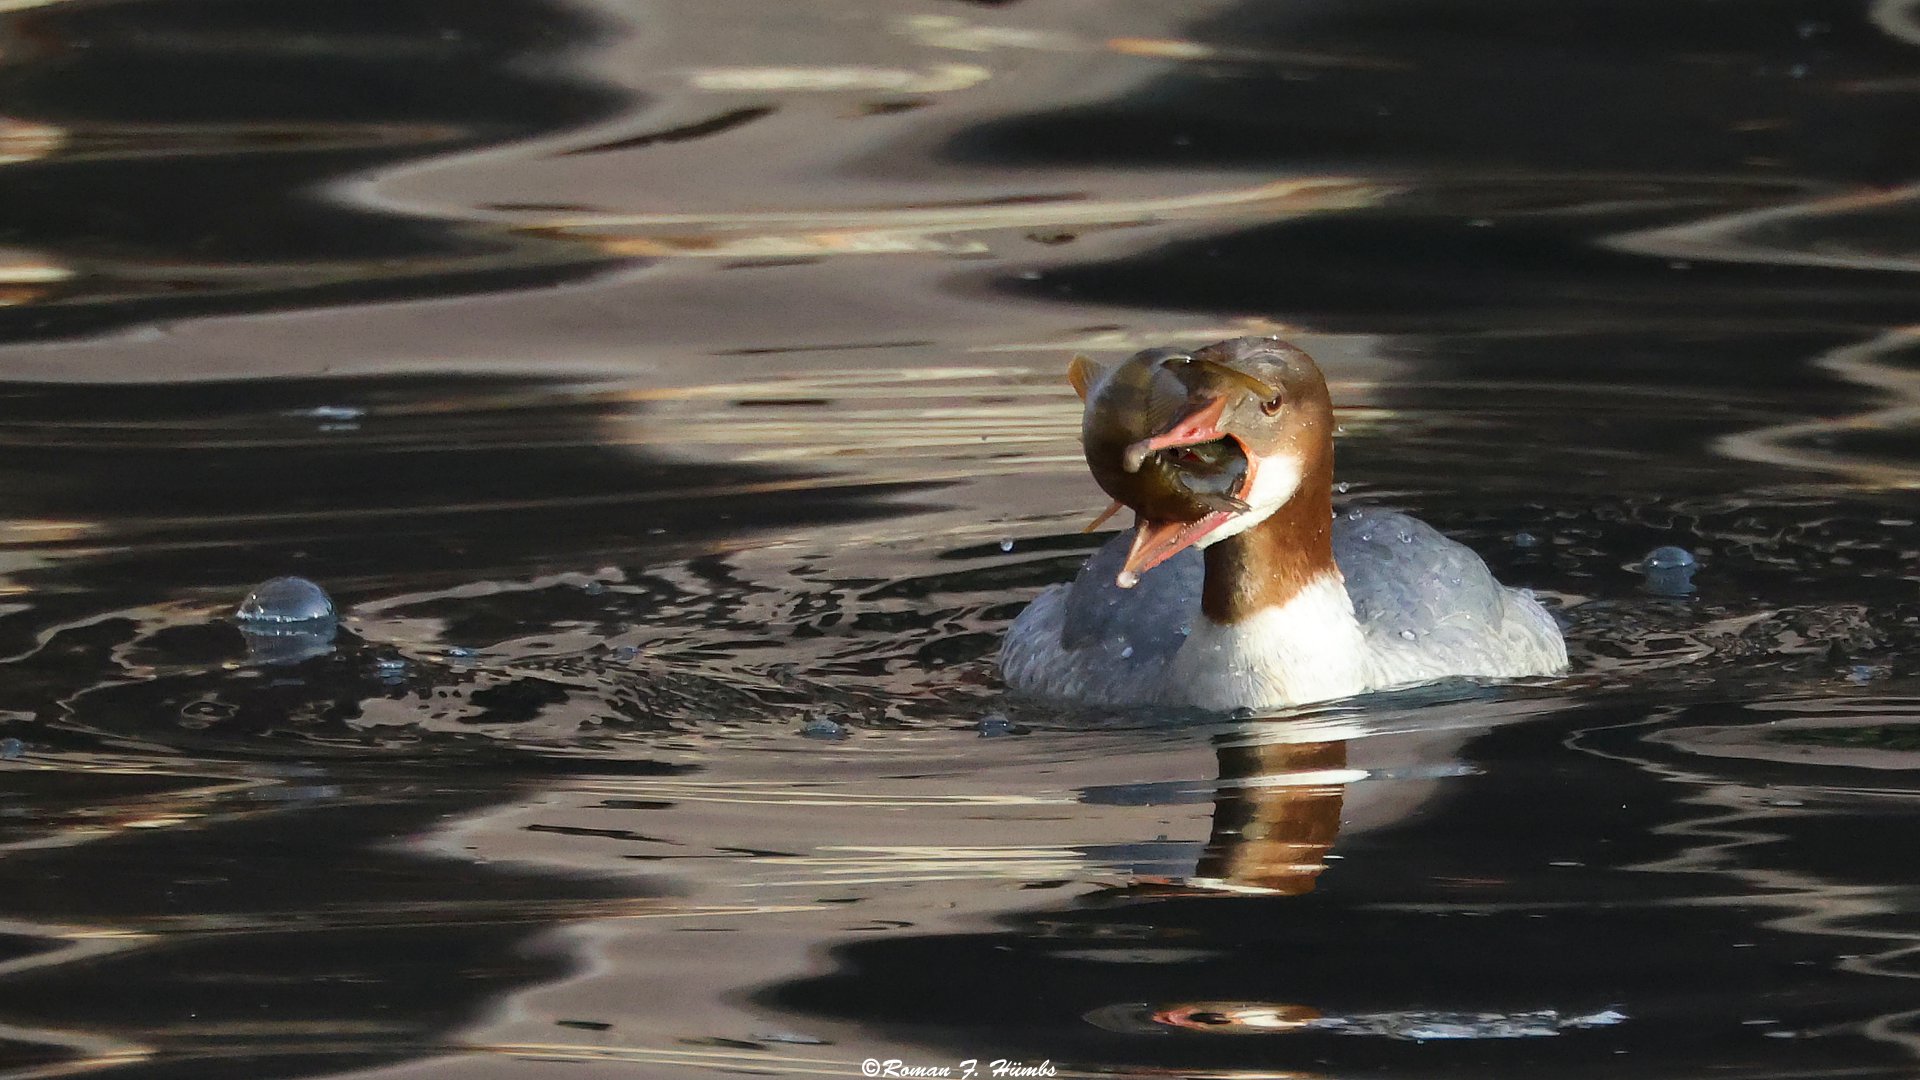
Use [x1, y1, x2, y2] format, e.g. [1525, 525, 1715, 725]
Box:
[999, 337, 1566, 711]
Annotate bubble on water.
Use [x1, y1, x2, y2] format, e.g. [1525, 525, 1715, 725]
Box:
[1643, 546, 1696, 571]
[1397, 530, 1412, 543]
[800, 716, 848, 740]
[0, 738, 22, 760]
[999, 538, 1015, 553]
[445, 646, 476, 659]
[1641, 545, 1698, 597]
[236, 576, 336, 664]
[1359, 531, 1372, 542]
[583, 579, 607, 596]
[1335, 481, 1351, 494]
[1347, 508, 1363, 520]
[1399, 629, 1417, 641]
[612, 645, 641, 662]
[236, 576, 334, 625]
[1119, 645, 1134, 659]
[1513, 531, 1542, 549]
[977, 712, 1025, 738]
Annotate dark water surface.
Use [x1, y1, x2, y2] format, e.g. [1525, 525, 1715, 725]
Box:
[1, 0, 1918, 1076]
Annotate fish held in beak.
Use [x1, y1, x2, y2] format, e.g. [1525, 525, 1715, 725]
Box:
[1122, 393, 1230, 473]
[1080, 336, 1332, 590]
[1108, 390, 1262, 588]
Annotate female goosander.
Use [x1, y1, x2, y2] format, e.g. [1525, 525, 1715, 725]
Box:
[999, 337, 1566, 711]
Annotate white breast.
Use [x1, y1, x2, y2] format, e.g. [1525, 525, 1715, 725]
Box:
[1161, 573, 1371, 711]
[1000, 514, 1567, 712]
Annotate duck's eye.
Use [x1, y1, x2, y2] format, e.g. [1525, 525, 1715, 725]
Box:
[1260, 394, 1284, 416]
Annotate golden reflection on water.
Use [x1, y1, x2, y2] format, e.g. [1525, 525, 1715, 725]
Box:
[0, 118, 62, 165]
[479, 1041, 853, 1074]
[688, 64, 992, 95]
[0, 118, 459, 165]
[517, 178, 1385, 260]
[0, 245, 69, 307]
[1612, 184, 1920, 274]
[1715, 328, 1920, 488]
[1869, 0, 1920, 47]
[1604, 182, 1920, 486]
[900, 11, 1402, 73]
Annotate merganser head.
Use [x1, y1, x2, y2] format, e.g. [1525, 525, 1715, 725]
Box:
[1072, 337, 1334, 588]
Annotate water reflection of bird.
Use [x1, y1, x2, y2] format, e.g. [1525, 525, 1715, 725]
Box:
[1192, 737, 1348, 895]
[1000, 337, 1566, 710]
[1116, 734, 1352, 898]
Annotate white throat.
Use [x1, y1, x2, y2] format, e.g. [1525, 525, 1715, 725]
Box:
[1194, 451, 1304, 549]
[1162, 571, 1370, 711]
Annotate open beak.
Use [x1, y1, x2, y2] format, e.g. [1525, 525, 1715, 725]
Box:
[1111, 391, 1262, 588]
[1116, 511, 1237, 588]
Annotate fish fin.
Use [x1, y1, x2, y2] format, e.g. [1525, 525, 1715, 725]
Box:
[1067, 354, 1104, 401]
[1082, 499, 1124, 533]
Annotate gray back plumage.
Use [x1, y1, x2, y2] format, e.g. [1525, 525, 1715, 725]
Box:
[1334, 506, 1564, 685]
[1000, 508, 1566, 707]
